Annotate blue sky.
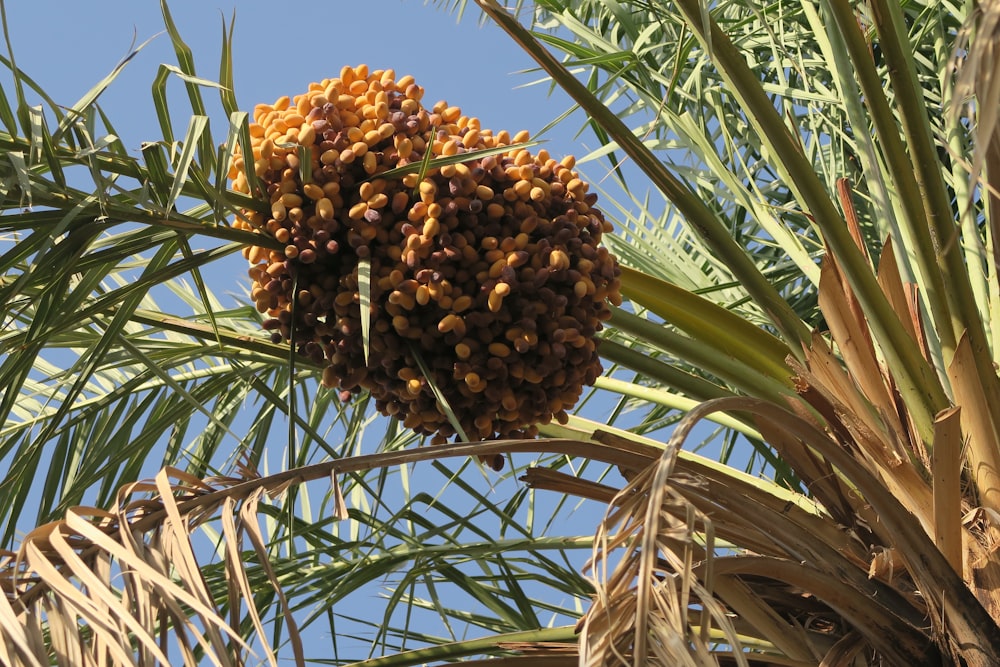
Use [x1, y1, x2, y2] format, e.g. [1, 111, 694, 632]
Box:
[2, 1, 590, 169]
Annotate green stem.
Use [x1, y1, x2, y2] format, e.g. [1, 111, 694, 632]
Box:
[610, 308, 794, 403]
[599, 338, 732, 401]
[342, 626, 578, 667]
[130, 309, 305, 366]
[593, 375, 763, 440]
[21, 188, 278, 248]
[620, 265, 793, 384]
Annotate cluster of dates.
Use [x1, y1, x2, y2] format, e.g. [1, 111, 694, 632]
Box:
[231, 65, 621, 445]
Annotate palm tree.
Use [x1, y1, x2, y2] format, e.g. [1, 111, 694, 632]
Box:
[482, 0, 1000, 664]
[2, 0, 999, 664]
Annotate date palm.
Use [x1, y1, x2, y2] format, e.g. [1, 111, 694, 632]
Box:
[1, 0, 999, 665]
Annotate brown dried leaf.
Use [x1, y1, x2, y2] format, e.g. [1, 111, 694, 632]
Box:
[520, 467, 620, 503]
[947, 333, 1000, 516]
[818, 256, 909, 465]
[580, 418, 749, 667]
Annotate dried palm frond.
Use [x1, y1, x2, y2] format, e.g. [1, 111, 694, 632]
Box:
[579, 436, 746, 667]
[566, 242, 1000, 666]
[0, 467, 296, 667]
[0, 436, 655, 667]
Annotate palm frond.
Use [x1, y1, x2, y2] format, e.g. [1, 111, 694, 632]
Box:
[0, 435, 653, 666]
